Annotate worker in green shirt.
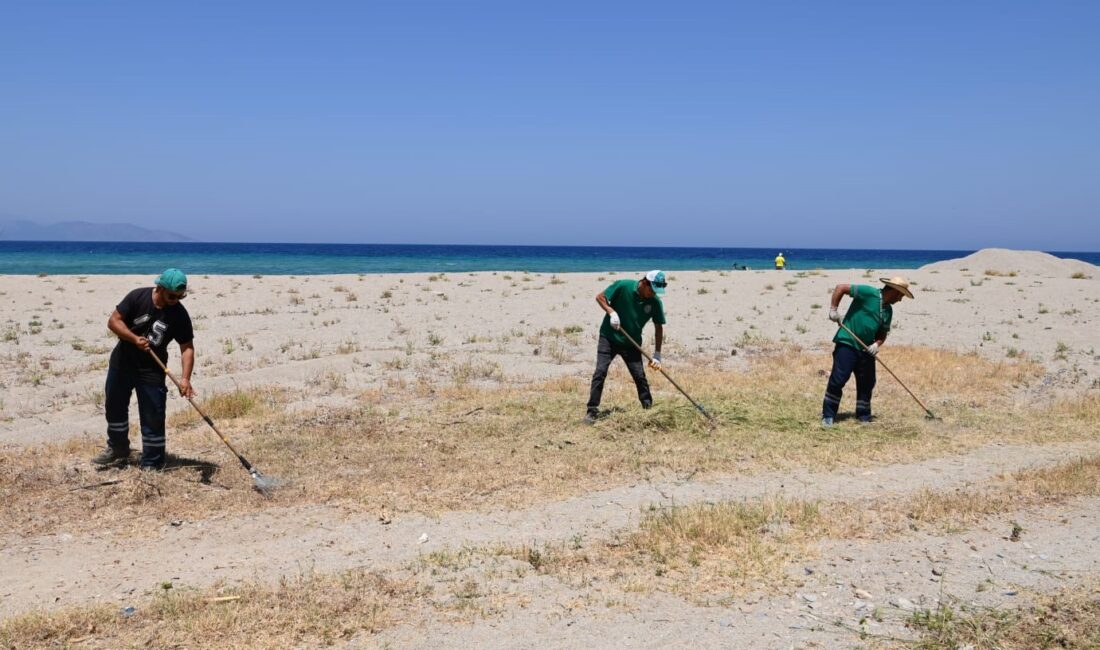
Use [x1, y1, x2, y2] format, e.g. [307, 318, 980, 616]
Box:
[821, 276, 913, 427]
[585, 270, 667, 424]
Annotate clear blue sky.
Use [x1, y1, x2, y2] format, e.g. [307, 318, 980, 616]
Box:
[2, 1, 1098, 249]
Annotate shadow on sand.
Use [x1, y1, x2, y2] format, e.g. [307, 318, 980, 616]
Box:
[93, 452, 224, 485]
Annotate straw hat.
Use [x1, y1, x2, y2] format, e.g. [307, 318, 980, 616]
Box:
[879, 276, 914, 299]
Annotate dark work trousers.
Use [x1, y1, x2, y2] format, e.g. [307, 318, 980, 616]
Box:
[587, 335, 652, 416]
[821, 343, 877, 421]
[104, 366, 169, 468]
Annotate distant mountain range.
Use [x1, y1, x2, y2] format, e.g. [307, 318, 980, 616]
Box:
[0, 219, 193, 242]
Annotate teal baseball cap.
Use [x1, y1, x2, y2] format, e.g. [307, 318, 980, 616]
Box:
[645, 269, 667, 294]
[155, 268, 188, 293]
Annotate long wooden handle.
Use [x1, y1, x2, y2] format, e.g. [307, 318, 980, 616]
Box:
[615, 329, 714, 422]
[835, 321, 935, 418]
[144, 348, 253, 470]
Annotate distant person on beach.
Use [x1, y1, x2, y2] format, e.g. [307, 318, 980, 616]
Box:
[774, 252, 786, 270]
[92, 269, 195, 470]
[820, 277, 913, 427]
[585, 270, 667, 424]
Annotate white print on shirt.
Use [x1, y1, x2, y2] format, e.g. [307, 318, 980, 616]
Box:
[149, 320, 168, 347]
[133, 314, 151, 327]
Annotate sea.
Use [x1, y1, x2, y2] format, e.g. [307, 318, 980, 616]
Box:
[1, 241, 1098, 275]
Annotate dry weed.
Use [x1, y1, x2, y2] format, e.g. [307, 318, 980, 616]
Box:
[0, 347, 1077, 542]
[0, 569, 417, 649]
[845, 455, 1100, 538]
[901, 582, 1100, 649]
[505, 455, 1100, 602]
[167, 386, 286, 428]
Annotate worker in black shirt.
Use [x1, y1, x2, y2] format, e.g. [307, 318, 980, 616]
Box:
[92, 268, 195, 470]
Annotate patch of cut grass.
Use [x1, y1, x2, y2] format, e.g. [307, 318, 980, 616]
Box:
[0, 347, 1071, 540]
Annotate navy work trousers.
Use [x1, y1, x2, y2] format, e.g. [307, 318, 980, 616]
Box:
[821, 343, 877, 421]
[104, 366, 169, 468]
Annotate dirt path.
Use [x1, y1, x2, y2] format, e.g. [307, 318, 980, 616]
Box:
[4, 438, 1099, 619]
[372, 496, 1100, 649]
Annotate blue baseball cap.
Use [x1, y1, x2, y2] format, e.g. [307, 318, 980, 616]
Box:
[645, 270, 667, 294]
[155, 268, 188, 292]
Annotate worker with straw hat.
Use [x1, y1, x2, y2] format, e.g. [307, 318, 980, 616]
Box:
[92, 268, 196, 470]
[585, 270, 667, 424]
[820, 276, 913, 427]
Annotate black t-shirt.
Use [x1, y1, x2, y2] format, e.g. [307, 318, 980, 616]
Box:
[108, 287, 194, 384]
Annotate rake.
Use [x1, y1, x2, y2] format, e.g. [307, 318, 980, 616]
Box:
[617, 329, 715, 423]
[835, 321, 937, 419]
[146, 349, 281, 495]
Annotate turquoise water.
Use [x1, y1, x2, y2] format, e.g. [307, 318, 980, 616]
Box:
[2, 241, 1097, 275]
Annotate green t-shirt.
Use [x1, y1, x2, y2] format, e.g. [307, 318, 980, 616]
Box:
[599, 279, 666, 347]
[833, 284, 892, 351]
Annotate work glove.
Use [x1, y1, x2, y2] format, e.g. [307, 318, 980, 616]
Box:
[866, 342, 879, 356]
[609, 311, 621, 330]
[649, 351, 662, 370]
[828, 309, 840, 322]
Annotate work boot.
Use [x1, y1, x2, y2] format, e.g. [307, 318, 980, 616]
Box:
[91, 446, 131, 466]
[583, 412, 598, 425]
[820, 417, 834, 428]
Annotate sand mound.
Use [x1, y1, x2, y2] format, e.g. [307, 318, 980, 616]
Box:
[921, 248, 1096, 278]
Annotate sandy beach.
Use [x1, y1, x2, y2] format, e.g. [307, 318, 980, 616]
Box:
[2, 248, 1097, 447]
[2, 248, 1099, 648]
[7, 0, 1099, 643]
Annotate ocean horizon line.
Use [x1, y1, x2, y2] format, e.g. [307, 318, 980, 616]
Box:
[0, 236, 972, 251]
[2, 241, 1098, 276]
[8, 239, 1093, 253]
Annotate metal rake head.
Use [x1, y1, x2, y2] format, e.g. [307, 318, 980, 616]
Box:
[250, 470, 283, 497]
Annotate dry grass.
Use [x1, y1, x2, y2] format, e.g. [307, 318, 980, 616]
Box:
[2, 341, 1098, 646]
[167, 386, 284, 428]
[0, 552, 535, 649]
[819, 454, 1100, 543]
[501, 455, 1100, 603]
[0, 346, 1081, 542]
[902, 583, 1100, 649]
[0, 388, 289, 537]
[0, 569, 418, 649]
